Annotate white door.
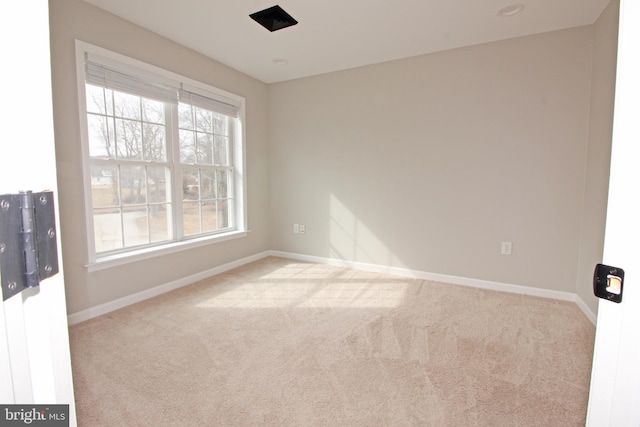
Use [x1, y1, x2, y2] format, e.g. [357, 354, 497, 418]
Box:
[586, 0, 640, 425]
[0, 0, 76, 425]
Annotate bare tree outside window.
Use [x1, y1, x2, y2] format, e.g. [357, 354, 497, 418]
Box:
[85, 81, 236, 255]
[86, 84, 171, 253]
[178, 103, 233, 236]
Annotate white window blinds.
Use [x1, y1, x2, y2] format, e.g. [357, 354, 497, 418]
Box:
[85, 59, 179, 104]
[85, 55, 240, 117]
[179, 88, 239, 117]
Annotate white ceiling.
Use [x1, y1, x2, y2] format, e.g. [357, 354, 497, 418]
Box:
[82, 0, 611, 83]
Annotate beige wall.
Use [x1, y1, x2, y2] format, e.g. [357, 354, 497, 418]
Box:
[49, 0, 270, 314]
[576, 0, 620, 315]
[269, 26, 601, 294]
[49, 0, 618, 317]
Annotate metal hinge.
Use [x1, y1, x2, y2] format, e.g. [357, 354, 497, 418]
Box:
[0, 191, 59, 301]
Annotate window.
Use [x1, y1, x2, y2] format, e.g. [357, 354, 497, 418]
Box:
[77, 42, 246, 265]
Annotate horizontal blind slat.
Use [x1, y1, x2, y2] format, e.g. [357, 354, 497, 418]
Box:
[179, 89, 238, 117]
[86, 61, 179, 104]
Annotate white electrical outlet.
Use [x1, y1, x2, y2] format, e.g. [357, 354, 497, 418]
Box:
[299, 224, 306, 234]
[293, 224, 299, 234]
[501, 241, 512, 255]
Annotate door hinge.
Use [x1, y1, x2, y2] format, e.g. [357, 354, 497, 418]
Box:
[0, 191, 59, 301]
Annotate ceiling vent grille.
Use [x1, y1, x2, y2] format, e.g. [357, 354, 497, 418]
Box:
[249, 5, 298, 32]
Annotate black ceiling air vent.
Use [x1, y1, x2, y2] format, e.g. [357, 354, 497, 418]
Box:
[250, 5, 298, 32]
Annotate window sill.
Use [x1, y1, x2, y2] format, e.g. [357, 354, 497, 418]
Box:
[85, 230, 249, 273]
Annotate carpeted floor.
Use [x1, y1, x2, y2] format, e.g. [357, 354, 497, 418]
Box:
[69, 257, 595, 426]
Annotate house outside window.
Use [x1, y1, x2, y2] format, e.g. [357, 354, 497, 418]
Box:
[76, 42, 247, 267]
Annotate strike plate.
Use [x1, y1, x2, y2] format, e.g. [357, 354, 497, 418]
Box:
[593, 263, 624, 304]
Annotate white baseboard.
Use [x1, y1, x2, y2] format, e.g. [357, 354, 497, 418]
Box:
[573, 295, 597, 325]
[67, 251, 271, 325]
[68, 249, 597, 326]
[269, 250, 597, 325]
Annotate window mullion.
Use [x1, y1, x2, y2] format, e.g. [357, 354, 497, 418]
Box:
[139, 97, 145, 162]
[116, 165, 125, 249]
[228, 117, 238, 230]
[228, 166, 235, 229]
[144, 166, 151, 244]
[198, 168, 203, 234]
[168, 103, 183, 240]
[110, 90, 117, 159]
[227, 116, 233, 166]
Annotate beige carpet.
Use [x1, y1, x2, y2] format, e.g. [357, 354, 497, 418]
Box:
[70, 257, 595, 426]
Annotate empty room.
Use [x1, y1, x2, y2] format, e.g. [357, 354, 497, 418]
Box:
[15, 0, 627, 424]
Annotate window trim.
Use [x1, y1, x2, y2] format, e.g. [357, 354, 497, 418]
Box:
[85, 230, 249, 273]
[75, 40, 248, 269]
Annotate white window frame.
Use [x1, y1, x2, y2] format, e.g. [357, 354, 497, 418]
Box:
[75, 41, 248, 271]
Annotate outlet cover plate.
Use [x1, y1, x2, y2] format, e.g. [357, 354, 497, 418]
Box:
[501, 241, 512, 255]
